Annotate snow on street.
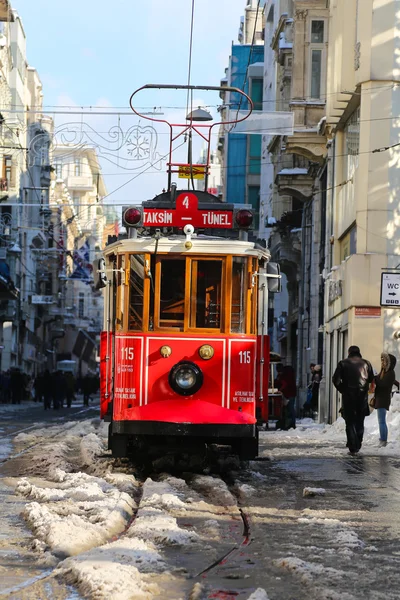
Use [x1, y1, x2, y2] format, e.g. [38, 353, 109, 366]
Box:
[1, 398, 400, 598]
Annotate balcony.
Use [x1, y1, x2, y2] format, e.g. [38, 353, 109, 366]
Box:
[66, 176, 94, 191]
[275, 167, 314, 202]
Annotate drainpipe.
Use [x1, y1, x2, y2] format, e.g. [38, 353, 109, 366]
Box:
[296, 203, 307, 416]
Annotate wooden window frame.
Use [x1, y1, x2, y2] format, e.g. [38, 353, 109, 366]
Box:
[116, 252, 258, 335]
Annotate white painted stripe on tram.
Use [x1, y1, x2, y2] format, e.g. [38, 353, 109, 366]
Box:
[228, 338, 257, 409]
[222, 338, 226, 408]
[115, 335, 145, 406]
[140, 336, 144, 406]
[150, 336, 226, 406]
[145, 336, 150, 405]
[227, 339, 232, 409]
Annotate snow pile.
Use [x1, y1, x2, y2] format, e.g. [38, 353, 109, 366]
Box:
[190, 474, 237, 506]
[303, 487, 326, 497]
[298, 515, 365, 555]
[129, 478, 199, 546]
[274, 556, 357, 600]
[56, 476, 202, 599]
[247, 590, 270, 600]
[261, 393, 400, 458]
[274, 556, 343, 584]
[14, 418, 100, 444]
[17, 470, 136, 557]
[80, 432, 106, 467]
[57, 538, 164, 600]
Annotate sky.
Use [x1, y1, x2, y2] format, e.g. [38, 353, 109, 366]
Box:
[13, 0, 248, 208]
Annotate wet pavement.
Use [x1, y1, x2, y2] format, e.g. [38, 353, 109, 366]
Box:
[0, 399, 98, 599]
[1, 407, 400, 599]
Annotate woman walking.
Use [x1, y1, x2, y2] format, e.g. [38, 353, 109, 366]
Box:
[374, 352, 397, 447]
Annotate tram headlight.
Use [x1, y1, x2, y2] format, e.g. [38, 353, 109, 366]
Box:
[168, 361, 203, 396]
[123, 207, 142, 227]
[235, 209, 253, 228]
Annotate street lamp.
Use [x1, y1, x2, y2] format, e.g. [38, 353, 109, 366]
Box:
[186, 107, 213, 122]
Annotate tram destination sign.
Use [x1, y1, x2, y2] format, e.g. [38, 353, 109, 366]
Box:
[143, 192, 233, 229]
[381, 272, 400, 307]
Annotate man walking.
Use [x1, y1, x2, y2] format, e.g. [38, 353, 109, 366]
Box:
[332, 345, 374, 455]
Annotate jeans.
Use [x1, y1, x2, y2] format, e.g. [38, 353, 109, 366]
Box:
[286, 397, 296, 429]
[376, 407, 388, 442]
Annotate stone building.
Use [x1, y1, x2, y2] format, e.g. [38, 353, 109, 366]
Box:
[261, 0, 329, 409]
[50, 145, 107, 375]
[218, 0, 264, 232]
[320, 0, 400, 423]
[0, 5, 53, 374]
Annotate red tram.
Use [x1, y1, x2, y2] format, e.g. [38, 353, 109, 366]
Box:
[96, 85, 281, 460]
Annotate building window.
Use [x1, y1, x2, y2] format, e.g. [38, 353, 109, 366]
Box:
[3, 155, 14, 188]
[344, 107, 360, 180]
[73, 195, 80, 212]
[250, 77, 263, 111]
[309, 20, 326, 100]
[78, 292, 85, 318]
[248, 135, 261, 175]
[55, 162, 63, 179]
[248, 185, 260, 231]
[311, 50, 322, 99]
[340, 225, 357, 261]
[74, 158, 81, 176]
[311, 20, 324, 43]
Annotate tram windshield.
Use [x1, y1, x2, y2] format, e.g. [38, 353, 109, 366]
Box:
[159, 258, 185, 327]
[189, 260, 222, 329]
[123, 253, 256, 334]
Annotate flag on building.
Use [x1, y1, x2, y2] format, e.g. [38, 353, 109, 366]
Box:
[71, 240, 93, 282]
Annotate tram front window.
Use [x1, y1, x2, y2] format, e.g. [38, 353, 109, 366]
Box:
[129, 254, 145, 331]
[159, 258, 185, 327]
[190, 260, 222, 329]
[231, 257, 247, 333]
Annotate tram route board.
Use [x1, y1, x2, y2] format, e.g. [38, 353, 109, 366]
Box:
[141, 192, 242, 229]
[381, 272, 400, 306]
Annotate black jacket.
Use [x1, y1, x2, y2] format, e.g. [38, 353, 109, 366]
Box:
[332, 355, 374, 398]
[375, 354, 397, 410]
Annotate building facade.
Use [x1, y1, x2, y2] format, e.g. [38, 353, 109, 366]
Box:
[50, 145, 106, 375]
[320, 0, 400, 422]
[261, 0, 329, 410]
[218, 1, 264, 234]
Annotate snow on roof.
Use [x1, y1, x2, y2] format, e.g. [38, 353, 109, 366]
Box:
[278, 168, 309, 176]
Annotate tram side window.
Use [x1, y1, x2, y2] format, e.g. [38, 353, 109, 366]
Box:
[129, 254, 145, 331]
[231, 257, 247, 334]
[190, 260, 222, 329]
[116, 254, 125, 331]
[159, 258, 185, 327]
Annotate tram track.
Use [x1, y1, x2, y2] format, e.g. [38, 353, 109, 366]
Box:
[0, 406, 98, 466]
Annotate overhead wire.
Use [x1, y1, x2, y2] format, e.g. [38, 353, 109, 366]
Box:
[3, 81, 399, 111]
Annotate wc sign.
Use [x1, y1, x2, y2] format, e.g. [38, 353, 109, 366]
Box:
[381, 272, 400, 306]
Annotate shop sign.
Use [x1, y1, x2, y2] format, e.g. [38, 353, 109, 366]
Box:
[31, 295, 54, 305]
[355, 307, 381, 318]
[381, 272, 400, 307]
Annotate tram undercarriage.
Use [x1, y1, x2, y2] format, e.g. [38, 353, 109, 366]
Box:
[108, 421, 259, 462]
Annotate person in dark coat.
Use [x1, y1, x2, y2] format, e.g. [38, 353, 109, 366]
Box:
[374, 352, 397, 447]
[82, 375, 92, 406]
[276, 365, 297, 430]
[332, 345, 374, 455]
[10, 369, 24, 404]
[34, 372, 44, 403]
[42, 370, 53, 410]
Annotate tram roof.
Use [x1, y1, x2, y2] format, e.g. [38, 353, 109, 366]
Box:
[103, 236, 270, 261]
